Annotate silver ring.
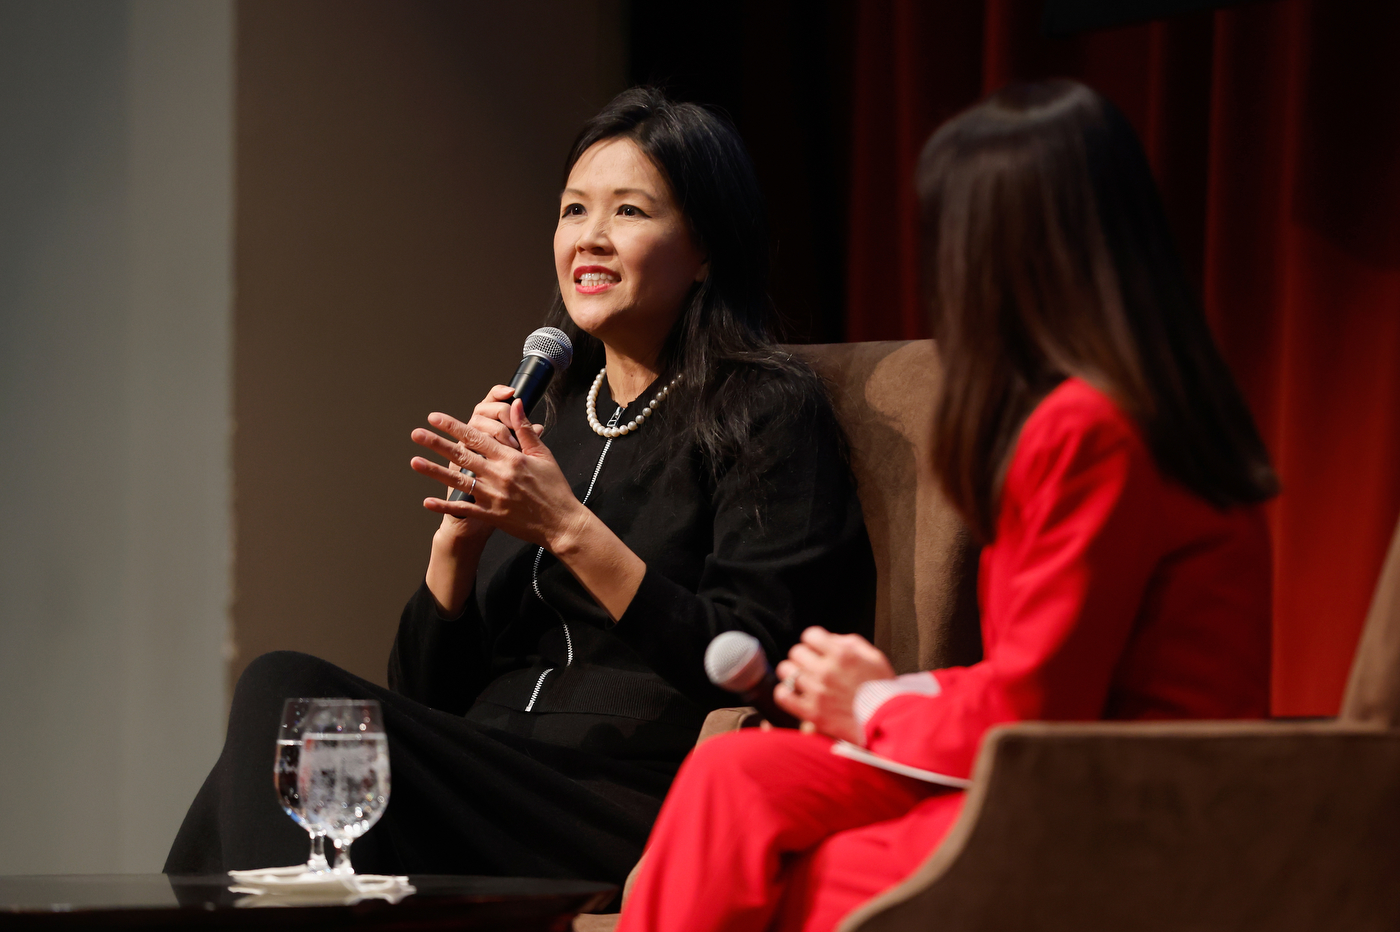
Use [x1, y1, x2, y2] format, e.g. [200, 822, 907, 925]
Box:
[467, 475, 477, 497]
[782, 675, 799, 692]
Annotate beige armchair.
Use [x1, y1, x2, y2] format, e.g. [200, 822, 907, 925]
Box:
[838, 509, 1400, 932]
[796, 341, 984, 677]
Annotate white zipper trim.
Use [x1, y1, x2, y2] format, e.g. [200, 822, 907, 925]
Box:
[580, 436, 615, 505]
[524, 667, 553, 711]
[525, 401, 624, 712]
[530, 547, 547, 602]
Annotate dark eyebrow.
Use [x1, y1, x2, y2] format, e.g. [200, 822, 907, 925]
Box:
[560, 186, 659, 200]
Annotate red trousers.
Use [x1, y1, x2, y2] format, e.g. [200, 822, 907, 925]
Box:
[616, 729, 965, 932]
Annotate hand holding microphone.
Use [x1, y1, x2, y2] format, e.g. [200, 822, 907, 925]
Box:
[409, 327, 590, 548]
[448, 327, 573, 503]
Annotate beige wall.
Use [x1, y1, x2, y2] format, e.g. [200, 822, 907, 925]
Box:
[0, 0, 624, 874]
[232, 1, 625, 687]
[0, 0, 233, 873]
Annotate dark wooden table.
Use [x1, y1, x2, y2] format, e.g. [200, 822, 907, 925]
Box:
[0, 873, 615, 930]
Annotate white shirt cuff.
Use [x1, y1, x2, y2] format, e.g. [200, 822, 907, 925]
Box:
[852, 671, 941, 742]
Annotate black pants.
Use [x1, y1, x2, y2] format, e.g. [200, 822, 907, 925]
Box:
[164, 652, 673, 885]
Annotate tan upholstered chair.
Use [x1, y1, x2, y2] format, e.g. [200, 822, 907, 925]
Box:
[796, 341, 983, 676]
[839, 511, 1400, 932]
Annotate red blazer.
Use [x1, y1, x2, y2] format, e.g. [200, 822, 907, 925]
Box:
[863, 378, 1272, 779]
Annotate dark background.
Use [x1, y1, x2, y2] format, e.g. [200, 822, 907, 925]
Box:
[627, 0, 854, 343]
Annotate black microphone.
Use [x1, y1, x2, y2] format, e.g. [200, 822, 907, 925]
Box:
[447, 327, 573, 504]
[704, 631, 800, 728]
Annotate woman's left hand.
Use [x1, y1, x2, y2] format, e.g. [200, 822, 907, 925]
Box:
[774, 627, 895, 745]
[410, 400, 589, 551]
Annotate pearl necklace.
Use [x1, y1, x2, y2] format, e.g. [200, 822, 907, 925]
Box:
[586, 367, 679, 438]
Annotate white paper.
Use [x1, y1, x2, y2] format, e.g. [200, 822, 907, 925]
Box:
[830, 740, 971, 788]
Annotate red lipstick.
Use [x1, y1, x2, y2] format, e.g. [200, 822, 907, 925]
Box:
[573, 265, 619, 295]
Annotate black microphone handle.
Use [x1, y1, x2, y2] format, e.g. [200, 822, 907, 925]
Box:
[447, 355, 556, 503]
[506, 354, 555, 417]
[739, 670, 801, 729]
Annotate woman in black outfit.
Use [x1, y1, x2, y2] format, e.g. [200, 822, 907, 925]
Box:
[165, 88, 875, 884]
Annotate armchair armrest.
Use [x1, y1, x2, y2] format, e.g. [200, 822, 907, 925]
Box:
[697, 706, 762, 745]
[841, 720, 1400, 932]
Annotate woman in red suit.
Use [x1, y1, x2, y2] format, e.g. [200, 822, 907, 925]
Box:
[615, 79, 1280, 932]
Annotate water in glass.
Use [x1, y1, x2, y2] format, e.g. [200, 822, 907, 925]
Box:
[297, 699, 390, 875]
[274, 739, 306, 825]
[275, 698, 330, 873]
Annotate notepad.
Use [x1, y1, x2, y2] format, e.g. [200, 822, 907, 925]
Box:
[830, 740, 971, 788]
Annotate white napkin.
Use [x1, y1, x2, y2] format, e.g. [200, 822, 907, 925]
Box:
[227, 866, 416, 907]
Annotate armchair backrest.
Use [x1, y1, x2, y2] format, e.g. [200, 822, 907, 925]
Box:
[1339, 512, 1400, 727]
[792, 341, 982, 673]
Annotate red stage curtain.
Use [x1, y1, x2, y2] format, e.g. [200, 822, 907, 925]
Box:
[845, 0, 1400, 716]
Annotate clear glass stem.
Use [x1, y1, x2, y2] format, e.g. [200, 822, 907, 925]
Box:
[307, 832, 330, 873]
[331, 838, 355, 875]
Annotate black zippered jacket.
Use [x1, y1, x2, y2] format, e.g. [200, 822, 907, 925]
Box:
[388, 369, 875, 770]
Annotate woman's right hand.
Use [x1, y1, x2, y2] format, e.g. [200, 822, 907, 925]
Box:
[415, 384, 521, 546]
[773, 627, 895, 744]
[412, 384, 521, 615]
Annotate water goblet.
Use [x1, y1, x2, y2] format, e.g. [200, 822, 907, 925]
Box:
[275, 698, 331, 873]
[297, 698, 390, 876]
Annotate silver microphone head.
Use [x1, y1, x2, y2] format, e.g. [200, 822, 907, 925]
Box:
[705, 630, 768, 694]
[522, 327, 573, 371]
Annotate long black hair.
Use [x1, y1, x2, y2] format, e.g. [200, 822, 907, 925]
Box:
[541, 87, 826, 482]
[919, 80, 1278, 541]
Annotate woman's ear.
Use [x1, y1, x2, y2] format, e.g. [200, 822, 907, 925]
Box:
[694, 257, 710, 283]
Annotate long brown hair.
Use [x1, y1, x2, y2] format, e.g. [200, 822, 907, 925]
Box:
[921, 80, 1278, 542]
